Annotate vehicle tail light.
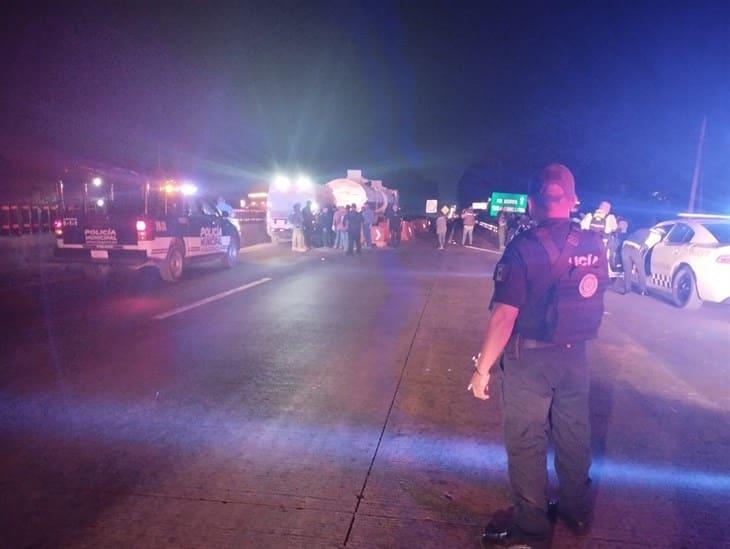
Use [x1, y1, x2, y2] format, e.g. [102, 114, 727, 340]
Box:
[717, 255, 730, 264]
[136, 219, 154, 241]
[53, 219, 63, 237]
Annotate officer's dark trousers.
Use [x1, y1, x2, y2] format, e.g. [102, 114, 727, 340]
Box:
[347, 230, 361, 255]
[389, 225, 401, 246]
[500, 342, 591, 537]
[620, 245, 646, 293]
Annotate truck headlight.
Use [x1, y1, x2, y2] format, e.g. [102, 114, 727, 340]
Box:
[274, 175, 291, 191]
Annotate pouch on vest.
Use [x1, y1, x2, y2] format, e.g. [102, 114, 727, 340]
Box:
[536, 227, 608, 344]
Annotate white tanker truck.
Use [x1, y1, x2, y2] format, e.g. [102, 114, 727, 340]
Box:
[325, 170, 398, 214]
[266, 170, 398, 243]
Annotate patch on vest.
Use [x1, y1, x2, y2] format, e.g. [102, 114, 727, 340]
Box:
[578, 273, 599, 298]
[495, 262, 508, 282]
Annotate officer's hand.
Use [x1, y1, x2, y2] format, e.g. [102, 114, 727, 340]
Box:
[469, 369, 490, 400]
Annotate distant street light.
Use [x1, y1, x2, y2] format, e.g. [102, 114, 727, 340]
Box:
[92, 177, 103, 187]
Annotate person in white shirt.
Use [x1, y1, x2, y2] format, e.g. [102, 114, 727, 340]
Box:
[436, 212, 448, 249]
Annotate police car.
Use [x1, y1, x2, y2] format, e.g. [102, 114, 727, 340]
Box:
[54, 171, 241, 282]
[640, 215, 730, 309]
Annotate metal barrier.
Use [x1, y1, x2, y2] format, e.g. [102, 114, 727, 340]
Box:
[477, 220, 498, 233]
[0, 203, 59, 236]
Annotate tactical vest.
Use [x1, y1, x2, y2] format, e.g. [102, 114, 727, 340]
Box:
[536, 227, 608, 344]
[589, 213, 607, 233]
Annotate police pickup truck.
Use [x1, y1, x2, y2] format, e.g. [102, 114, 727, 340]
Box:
[54, 172, 240, 282]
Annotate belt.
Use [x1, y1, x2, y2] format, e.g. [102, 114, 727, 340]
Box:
[519, 337, 574, 350]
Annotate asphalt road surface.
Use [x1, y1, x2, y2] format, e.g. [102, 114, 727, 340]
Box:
[1, 237, 729, 548]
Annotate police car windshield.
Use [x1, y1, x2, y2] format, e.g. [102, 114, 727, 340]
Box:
[702, 223, 730, 244]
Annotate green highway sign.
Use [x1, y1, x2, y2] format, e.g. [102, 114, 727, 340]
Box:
[489, 192, 528, 216]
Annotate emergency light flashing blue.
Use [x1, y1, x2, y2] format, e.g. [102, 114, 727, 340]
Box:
[589, 459, 730, 493]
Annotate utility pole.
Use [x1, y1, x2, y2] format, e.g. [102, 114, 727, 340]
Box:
[688, 116, 707, 213]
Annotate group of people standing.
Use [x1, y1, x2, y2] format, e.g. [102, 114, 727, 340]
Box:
[435, 207, 477, 249]
[497, 211, 534, 249]
[289, 201, 403, 255]
[579, 200, 667, 296]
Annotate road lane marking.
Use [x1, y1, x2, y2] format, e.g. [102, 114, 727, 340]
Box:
[153, 277, 272, 320]
[464, 245, 502, 255]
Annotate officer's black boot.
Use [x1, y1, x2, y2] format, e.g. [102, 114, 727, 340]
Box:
[547, 500, 591, 536]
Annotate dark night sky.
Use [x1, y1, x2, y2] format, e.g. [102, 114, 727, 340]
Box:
[1, 1, 729, 209]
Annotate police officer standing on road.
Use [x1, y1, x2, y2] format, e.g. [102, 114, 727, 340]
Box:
[469, 164, 608, 548]
[619, 226, 664, 295]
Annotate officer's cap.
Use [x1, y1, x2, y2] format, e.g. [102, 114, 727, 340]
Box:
[529, 164, 577, 204]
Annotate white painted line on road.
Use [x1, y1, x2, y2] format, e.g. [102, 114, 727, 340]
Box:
[464, 245, 502, 255]
[153, 277, 272, 320]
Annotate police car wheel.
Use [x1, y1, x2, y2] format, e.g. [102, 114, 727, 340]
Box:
[222, 237, 239, 268]
[671, 266, 702, 310]
[160, 243, 184, 282]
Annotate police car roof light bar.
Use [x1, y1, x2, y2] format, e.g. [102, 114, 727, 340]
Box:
[678, 212, 730, 220]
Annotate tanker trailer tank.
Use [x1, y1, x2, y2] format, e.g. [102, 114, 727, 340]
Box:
[325, 174, 398, 214]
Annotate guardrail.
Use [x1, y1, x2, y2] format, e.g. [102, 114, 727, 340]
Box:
[1, 204, 60, 236]
[477, 220, 498, 233]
